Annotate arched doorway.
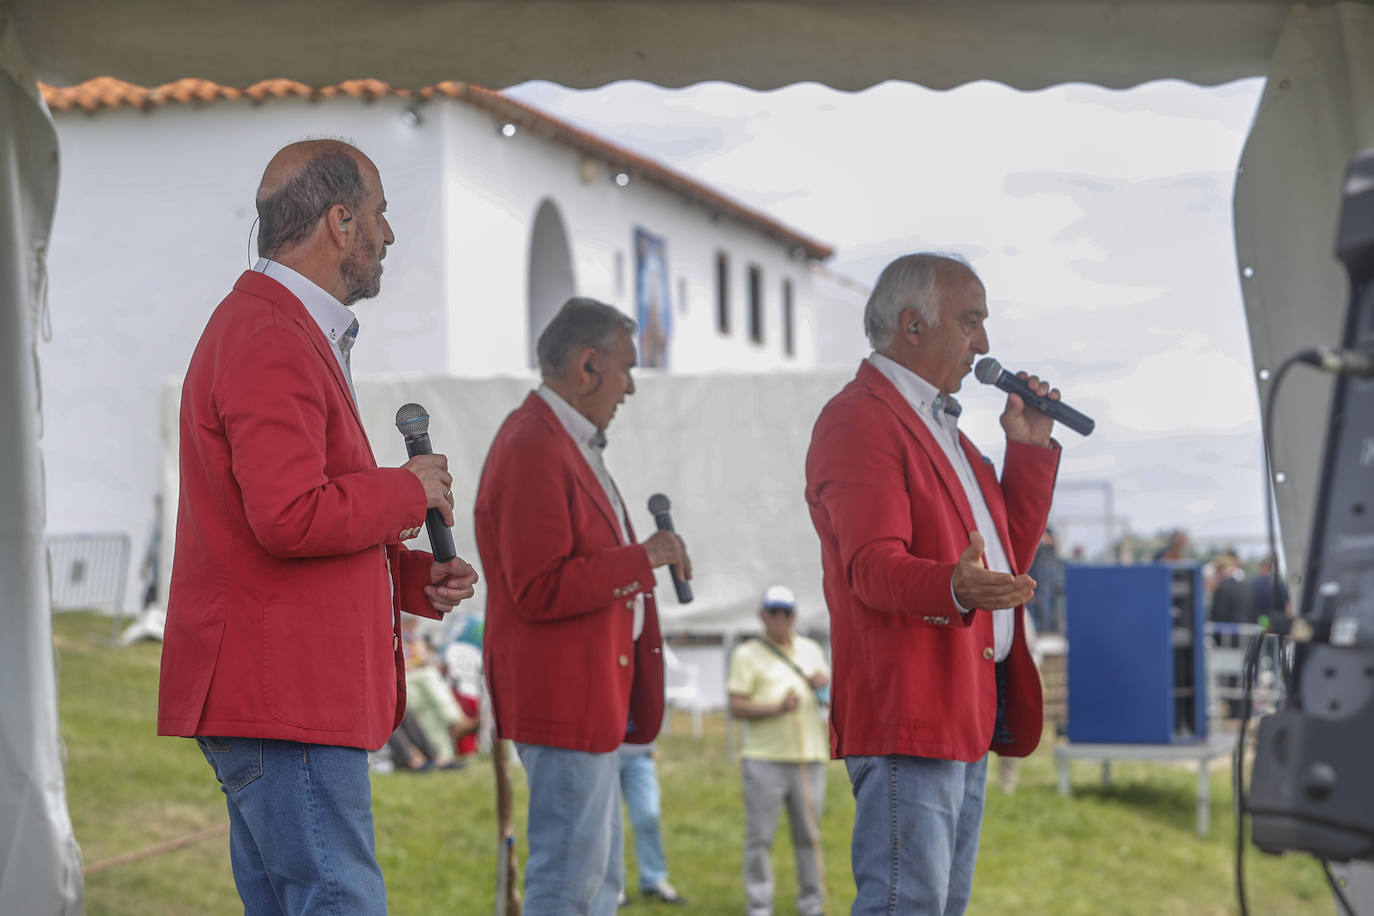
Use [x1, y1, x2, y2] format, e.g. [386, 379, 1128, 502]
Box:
[527, 199, 575, 368]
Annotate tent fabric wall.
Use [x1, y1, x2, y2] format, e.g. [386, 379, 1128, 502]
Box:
[159, 370, 857, 637]
[0, 12, 83, 916]
[1233, 0, 1374, 602]
[11, 0, 1289, 92]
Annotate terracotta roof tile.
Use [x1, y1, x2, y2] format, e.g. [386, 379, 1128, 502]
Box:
[39, 77, 833, 260]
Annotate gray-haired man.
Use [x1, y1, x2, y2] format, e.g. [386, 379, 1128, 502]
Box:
[476, 298, 692, 915]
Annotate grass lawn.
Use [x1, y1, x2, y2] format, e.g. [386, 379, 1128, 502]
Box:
[54, 611, 1332, 914]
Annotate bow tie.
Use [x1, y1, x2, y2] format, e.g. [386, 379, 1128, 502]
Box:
[337, 318, 359, 355]
[589, 430, 608, 451]
[931, 394, 962, 419]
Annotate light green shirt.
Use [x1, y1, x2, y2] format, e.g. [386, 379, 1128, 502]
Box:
[728, 634, 830, 762]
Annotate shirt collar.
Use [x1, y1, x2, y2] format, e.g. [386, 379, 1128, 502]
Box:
[536, 385, 606, 451]
[253, 258, 357, 353]
[867, 353, 961, 422]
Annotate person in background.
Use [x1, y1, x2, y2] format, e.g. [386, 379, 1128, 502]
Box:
[1248, 554, 1291, 622]
[616, 740, 687, 906]
[139, 493, 163, 609]
[475, 298, 692, 916]
[805, 253, 1059, 915]
[1209, 549, 1250, 628]
[158, 139, 479, 914]
[1026, 526, 1063, 634]
[1153, 528, 1190, 563]
[728, 585, 831, 916]
[401, 616, 476, 769]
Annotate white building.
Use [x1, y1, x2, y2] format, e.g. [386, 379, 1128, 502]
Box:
[38, 77, 868, 612]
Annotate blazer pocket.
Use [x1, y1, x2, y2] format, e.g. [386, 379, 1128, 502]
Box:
[261, 602, 363, 732]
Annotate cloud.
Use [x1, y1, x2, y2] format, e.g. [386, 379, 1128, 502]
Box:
[503, 76, 1272, 548]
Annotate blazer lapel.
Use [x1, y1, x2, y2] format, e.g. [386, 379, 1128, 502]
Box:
[237, 271, 375, 462]
[524, 394, 624, 539]
[856, 362, 979, 536]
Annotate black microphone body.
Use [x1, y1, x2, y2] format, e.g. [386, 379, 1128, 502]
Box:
[647, 493, 693, 604]
[394, 403, 456, 563]
[974, 357, 1095, 437]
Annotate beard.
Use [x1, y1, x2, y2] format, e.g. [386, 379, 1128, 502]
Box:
[341, 238, 384, 306]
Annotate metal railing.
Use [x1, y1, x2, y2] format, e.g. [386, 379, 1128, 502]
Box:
[47, 531, 131, 617]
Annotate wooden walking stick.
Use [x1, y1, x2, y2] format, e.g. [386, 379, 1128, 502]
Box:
[493, 736, 522, 916]
[791, 704, 831, 916]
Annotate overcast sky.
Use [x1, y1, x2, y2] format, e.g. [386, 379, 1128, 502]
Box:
[506, 77, 1270, 557]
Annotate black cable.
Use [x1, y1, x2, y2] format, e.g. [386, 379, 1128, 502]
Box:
[1321, 859, 1358, 915]
[1233, 632, 1265, 916]
[1235, 351, 1305, 916]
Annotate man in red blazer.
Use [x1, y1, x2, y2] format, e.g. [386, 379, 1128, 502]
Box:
[159, 140, 479, 915]
[805, 254, 1061, 916]
[475, 298, 691, 916]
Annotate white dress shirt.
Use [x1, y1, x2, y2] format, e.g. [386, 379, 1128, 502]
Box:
[536, 385, 645, 639]
[868, 353, 1015, 661]
[254, 258, 359, 406]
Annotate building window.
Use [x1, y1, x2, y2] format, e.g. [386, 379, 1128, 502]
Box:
[782, 278, 795, 357]
[716, 252, 730, 334]
[748, 265, 763, 344]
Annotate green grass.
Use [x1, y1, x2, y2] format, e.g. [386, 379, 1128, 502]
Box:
[55, 611, 1331, 914]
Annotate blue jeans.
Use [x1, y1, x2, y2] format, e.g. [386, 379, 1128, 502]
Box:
[517, 742, 623, 916]
[845, 753, 988, 916]
[618, 749, 668, 889]
[195, 737, 386, 915]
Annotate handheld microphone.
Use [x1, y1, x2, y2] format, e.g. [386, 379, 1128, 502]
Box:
[647, 493, 693, 604]
[1296, 346, 1374, 377]
[394, 402, 456, 562]
[974, 357, 1095, 437]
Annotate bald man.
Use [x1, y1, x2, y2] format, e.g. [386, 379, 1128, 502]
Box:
[159, 140, 479, 914]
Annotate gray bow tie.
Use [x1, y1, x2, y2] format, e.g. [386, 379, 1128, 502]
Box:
[931, 394, 962, 419]
[589, 430, 608, 451]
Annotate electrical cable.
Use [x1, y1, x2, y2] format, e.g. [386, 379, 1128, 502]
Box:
[1321, 859, 1357, 915]
[1235, 351, 1305, 916]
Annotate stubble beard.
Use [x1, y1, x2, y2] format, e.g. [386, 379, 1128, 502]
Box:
[341, 242, 383, 306]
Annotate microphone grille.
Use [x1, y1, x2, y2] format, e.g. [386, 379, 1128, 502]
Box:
[647, 493, 671, 514]
[974, 357, 1002, 385]
[394, 402, 430, 435]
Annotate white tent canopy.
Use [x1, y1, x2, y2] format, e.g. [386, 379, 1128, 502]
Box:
[6, 1, 1374, 912]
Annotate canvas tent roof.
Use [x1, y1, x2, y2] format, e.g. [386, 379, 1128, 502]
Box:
[5, 1, 1374, 912]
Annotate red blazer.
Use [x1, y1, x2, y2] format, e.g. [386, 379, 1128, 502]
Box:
[475, 393, 664, 753]
[805, 362, 1059, 761]
[158, 270, 440, 751]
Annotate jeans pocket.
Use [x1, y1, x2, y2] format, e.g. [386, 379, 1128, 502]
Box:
[844, 754, 874, 785]
[196, 736, 264, 791]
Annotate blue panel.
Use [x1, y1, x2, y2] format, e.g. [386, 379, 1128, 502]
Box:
[1065, 564, 1207, 744]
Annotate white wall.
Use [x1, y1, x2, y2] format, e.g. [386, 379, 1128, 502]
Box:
[429, 95, 840, 375]
[42, 96, 452, 608]
[41, 93, 865, 610]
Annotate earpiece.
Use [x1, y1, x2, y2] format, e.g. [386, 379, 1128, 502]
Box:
[908, 322, 920, 335]
[584, 362, 597, 374]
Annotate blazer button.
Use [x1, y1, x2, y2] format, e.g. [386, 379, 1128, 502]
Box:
[982, 647, 994, 660]
[618, 654, 629, 666]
